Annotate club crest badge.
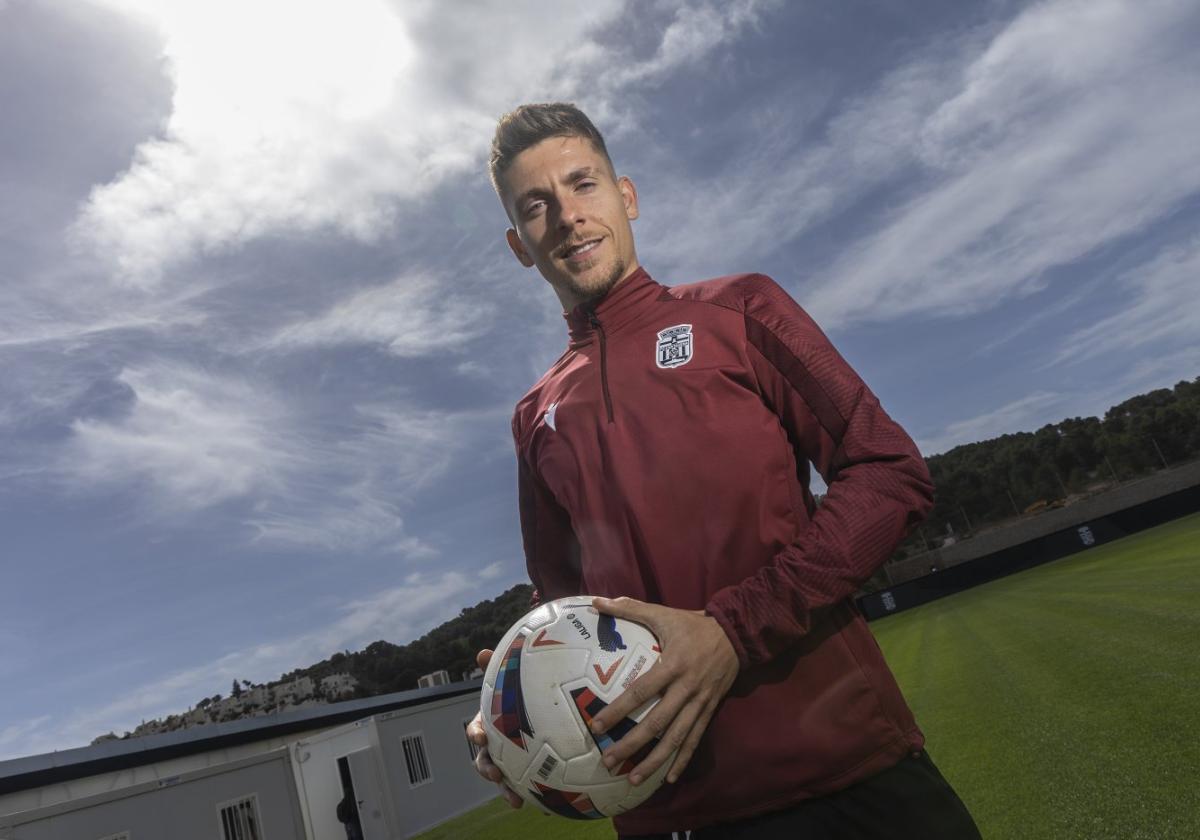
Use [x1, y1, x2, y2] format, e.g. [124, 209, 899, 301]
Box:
[655, 324, 694, 369]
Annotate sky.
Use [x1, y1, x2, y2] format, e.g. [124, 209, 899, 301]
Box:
[1, 0, 1198, 759]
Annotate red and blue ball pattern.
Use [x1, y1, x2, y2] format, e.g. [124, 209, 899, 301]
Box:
[530, 782, 604, 819]
[570, 686, 658, 775]
[490, 632, 533, 750]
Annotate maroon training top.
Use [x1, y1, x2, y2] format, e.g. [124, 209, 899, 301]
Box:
[511, 267, 934, 834]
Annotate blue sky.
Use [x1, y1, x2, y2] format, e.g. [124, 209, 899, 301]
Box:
[2, 0, 1198, 758]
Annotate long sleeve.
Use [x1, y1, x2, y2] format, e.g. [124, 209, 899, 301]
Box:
[515, 419, 582, 607]
[704, 276, 934, 667]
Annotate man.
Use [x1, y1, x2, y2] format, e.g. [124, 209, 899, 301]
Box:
[467, 102, 980, 839]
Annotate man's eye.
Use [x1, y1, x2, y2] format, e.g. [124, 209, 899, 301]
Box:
[525, 200, 545, 216]
[578, 181, 596, 191]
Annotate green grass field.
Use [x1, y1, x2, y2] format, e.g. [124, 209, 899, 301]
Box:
[417, 513, 1200, 839]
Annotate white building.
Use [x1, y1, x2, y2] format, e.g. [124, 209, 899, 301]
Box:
[416, 671, 449, 689]
[320, 673, 358, 700]
[0, 750, 305, 840]
[245, 684, 274, 708]
[184, 707, 210, 727]
[274, 676, 316, 705]
[0, 681, 494, 840]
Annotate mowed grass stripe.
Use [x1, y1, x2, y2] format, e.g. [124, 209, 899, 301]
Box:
[415, 796, 616, 839]
[872, 512, 1200, 839]
[418, 513, 1199, 839]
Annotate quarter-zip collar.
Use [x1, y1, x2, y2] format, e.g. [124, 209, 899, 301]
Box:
[565, 266, 662, 347]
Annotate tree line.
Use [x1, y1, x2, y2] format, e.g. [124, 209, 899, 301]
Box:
[890, 376, 1200, 560]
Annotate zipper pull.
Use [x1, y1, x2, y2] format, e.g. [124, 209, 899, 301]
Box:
[585, 308, 614, 423]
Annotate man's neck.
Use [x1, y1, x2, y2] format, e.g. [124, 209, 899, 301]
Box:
[556, 260, 642, 313]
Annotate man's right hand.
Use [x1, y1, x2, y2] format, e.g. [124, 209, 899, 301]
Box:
[467, 649, 524, 809]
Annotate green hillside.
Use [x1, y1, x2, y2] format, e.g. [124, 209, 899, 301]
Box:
[286, 583, 535, 696]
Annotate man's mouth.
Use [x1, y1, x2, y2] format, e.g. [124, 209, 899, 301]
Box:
[562, 238, 602, 261]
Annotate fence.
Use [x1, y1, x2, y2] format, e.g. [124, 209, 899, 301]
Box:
[856, 480, 1200, 620]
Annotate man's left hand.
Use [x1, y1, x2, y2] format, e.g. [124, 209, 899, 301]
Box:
[588, 596, 740, 786]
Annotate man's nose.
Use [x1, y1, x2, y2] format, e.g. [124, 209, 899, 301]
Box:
[556, 194, 586, 229]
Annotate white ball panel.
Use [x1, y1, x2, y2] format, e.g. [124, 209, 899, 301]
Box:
[523, 603, 557, 631]
[561, 738, 610, 786]
[520, 648, 592, 761]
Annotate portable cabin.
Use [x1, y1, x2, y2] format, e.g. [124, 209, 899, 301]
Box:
[0, 748, 304, 840]
[291, 690, 496, 839]
[0, 681, 495, 839]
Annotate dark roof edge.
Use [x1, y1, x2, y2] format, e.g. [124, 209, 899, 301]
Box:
[0, 681, 481, 797]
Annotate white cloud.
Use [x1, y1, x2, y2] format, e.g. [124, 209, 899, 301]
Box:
[268, 273, 489, 357]
[63, 363, 291, 508]
[343, 405, 473, 496]
[610, 0, 775, 88]
[802, 0, 1200, 327]
[1105, 347, 1200, 397]
[917, 391, 1066, 455]
[244, 405, 469, 552]
[76, 0, 425, 285]
[1051, 236, 1200, 366]
[0, 716, 52, 755]
[55, 364, 485, 553]
[0, 571, 478, 758]
[640, 31, 963, 279]
[973, 284, 1095, 357]
[246, 486, 437, 558]
[75, 0, 776, 286]
[0, 256, 209, 350]
[633, 1, 1199, 335]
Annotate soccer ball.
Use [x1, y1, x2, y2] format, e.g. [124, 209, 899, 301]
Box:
[479, 596, 672, 819]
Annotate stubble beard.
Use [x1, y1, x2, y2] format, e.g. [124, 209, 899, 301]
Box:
[565, 254, 627, 308]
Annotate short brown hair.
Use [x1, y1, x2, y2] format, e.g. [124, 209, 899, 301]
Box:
[489, 102, 614, 195]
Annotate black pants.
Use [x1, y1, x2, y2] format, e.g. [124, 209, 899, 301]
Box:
[620, 750, 981, 840]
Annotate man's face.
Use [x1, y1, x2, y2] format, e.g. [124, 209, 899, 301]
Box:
[501, 135, 640, 311]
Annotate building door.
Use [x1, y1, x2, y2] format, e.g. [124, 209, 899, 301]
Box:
[344, 748, 391, 840]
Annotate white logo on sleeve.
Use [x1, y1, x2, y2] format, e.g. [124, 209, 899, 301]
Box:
[543, 402, 558, 431]
[655, 324, 694, 368]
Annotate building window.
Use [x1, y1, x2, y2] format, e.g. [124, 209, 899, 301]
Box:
[217, 794, 263, 840]
[463, 719, 481, 761]
[401, 732, 433, 787]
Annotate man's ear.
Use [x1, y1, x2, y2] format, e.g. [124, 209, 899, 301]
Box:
[619, 175, 639, 221]
[506, 228, 536, 267]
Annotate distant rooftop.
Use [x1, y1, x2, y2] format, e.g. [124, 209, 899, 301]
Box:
[0, 679, 482, 796]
